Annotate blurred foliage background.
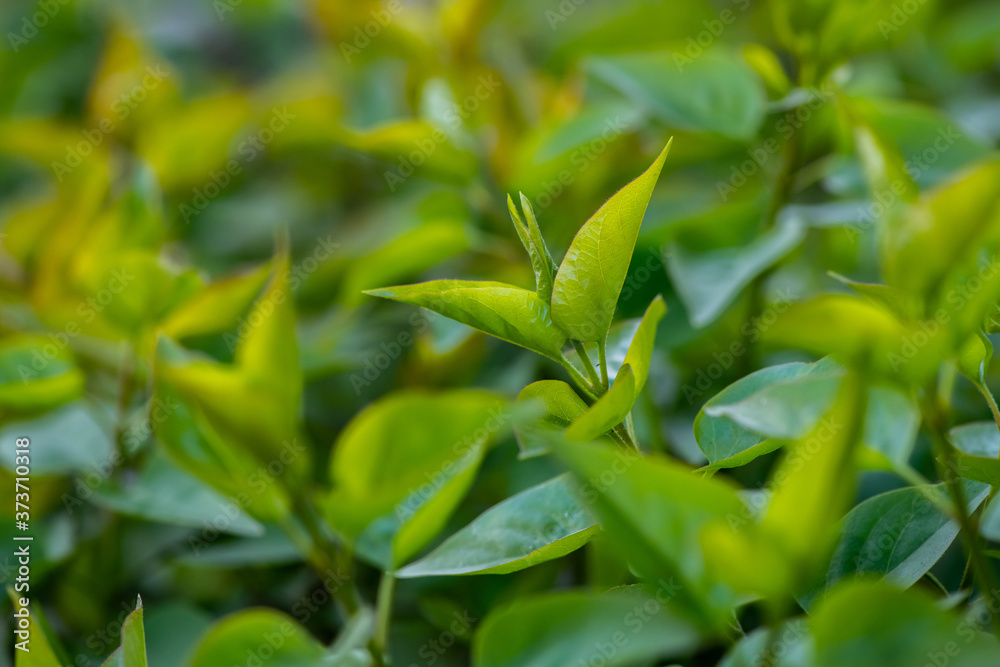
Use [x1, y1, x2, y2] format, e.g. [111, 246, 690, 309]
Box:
[3, 0, 1000, 665]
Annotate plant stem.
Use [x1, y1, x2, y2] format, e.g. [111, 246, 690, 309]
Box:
[373, 572, 396, 665]
[559, 354, 600, 402]
[572, 340, 603, 390]
[977, 381, 1000, 441]
[612, 423, 636, 450]
[113, 342, 136, 463]
[597, 338, 610, 390]
[926, 396, 1000, 636]
[287, 493, 359, 618]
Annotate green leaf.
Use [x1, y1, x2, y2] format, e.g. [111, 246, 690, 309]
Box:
[507, 194, 557, 302]
[397, 474, 598, 577]
[957, 331, 993, 387]
[667, 221, 804, 328]
[355, 440, 486, 570]
[980, 493, 1000, 541]
[566, 365, 635, 441]
[550, 143, 670, 342]
[828, 273, 921, 322]
[555, 439, 744, 630]
[719, 620, 813, 667]
[341, 120, 477, 185]
[616, 295, 665, 392]
[705, 373, 841, 441]
[143, 602, 213, 667]
[588, 51, 765, 141]
[473, 585, 702, 667]
[101, 597, 147, 667]
[697, 357, 919, 472]
[861, 386, 921, 468]
[811, 581, 1000, 667]
[760, 370, 867, 584]
[762, 295, 936, 378]
[151, 375, 293, 523]
[340, 218, 468, 307]
[89, 452, 264, 537]
[187, 609, 331, 667]
[513, 380, 588, 458]
[0, 334, 84, 412]
[838, 94, 919, 209]
[156, 251, 306, 477]
[0, 401, 113, 476]
[949, 421, 1000, 486]
[566, 296, 666, 440]
[882, 156, 1000, 306]
[159, 263, 271, 340]
[121, 598, 148, 667]
[10, 592, 64, 667]
[695, 357, 841, 470]
[817, 481, 988, 599]
[174, 526, 302, 568]
[365, 280, 567, 359]
[323, 391, 509, 568]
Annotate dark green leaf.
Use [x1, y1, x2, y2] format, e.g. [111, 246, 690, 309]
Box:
[818, 481, 987, 597]
[667, 222, 803, 328]
[187, 609, 330, 667]
[397, 474, 598, 577]
[473, 585, 702, 667]
[812, 581, 1000, 667]
[588, 51, 765, 141]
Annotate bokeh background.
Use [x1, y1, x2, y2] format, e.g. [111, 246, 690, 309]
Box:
[3, 0, 1000, 665]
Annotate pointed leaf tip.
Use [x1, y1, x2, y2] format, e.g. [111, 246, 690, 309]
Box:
[551, 144, 671, 341]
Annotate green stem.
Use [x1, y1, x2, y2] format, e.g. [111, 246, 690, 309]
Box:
[597, 338, 609, 390]
[927, 396, 1000, 636]
[286, 493, 359, 618]
[373, 572, 396, 665]
[612, 423, 636, 450]
[113, 342, 136, 463]
[559, 354, 600, 402]
[572, 340, 603, 390]
[977, 381, 1000, 440]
